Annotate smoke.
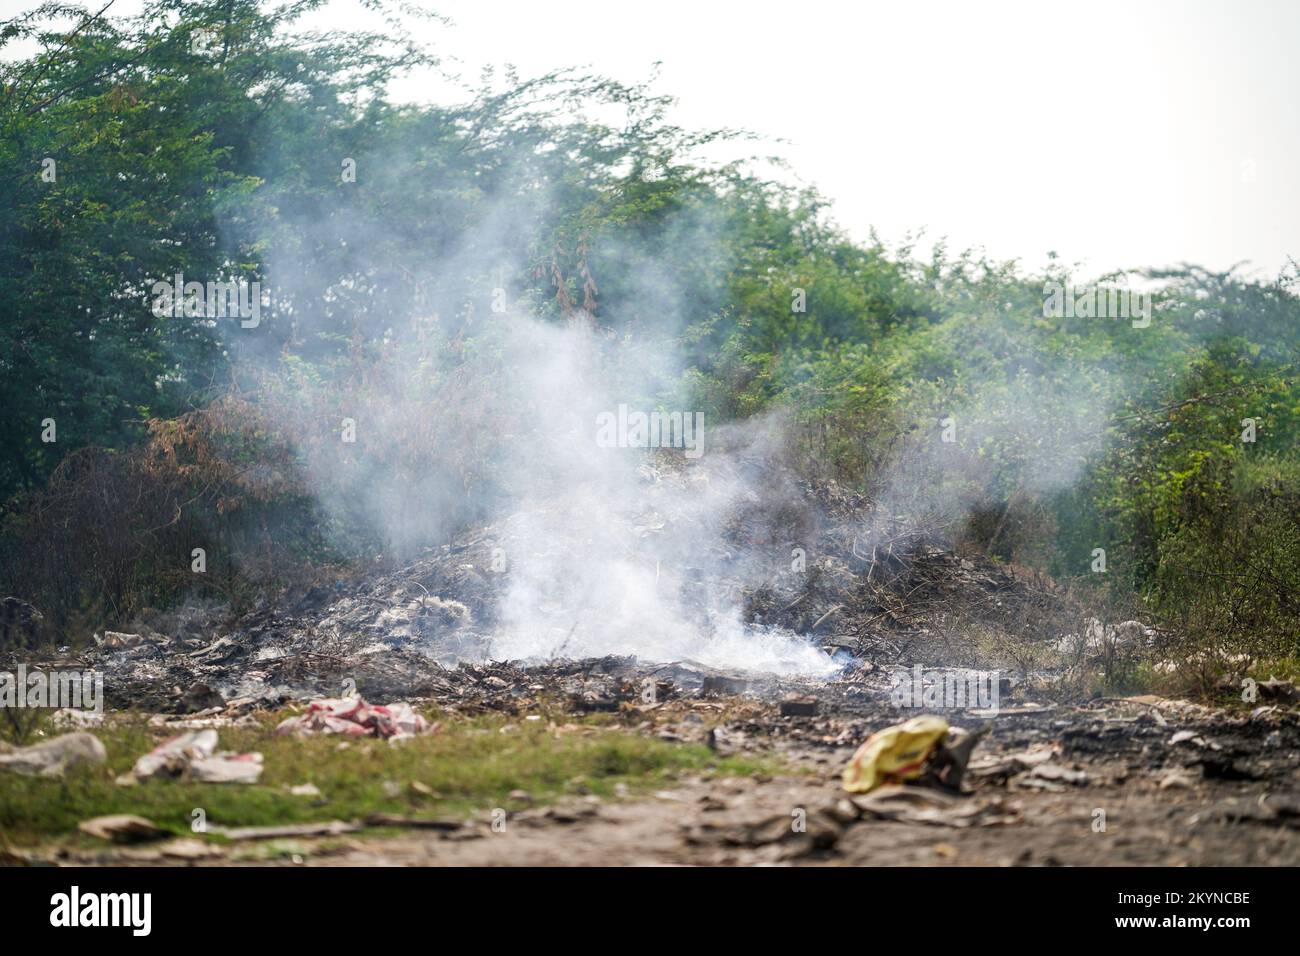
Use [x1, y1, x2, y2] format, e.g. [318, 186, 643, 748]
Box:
[257, 303, 839, 674]
[209, 133, 840, 675]
[482, 322, 835, 675]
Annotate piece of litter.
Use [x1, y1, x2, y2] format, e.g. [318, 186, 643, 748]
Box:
[190, 752, 263, 784]
[78, 814, 165, 843]
[132, 729, 218, 779]
[130, 729, 262, 783]
[275, 696, 436, 740]
[844, 715, 950, 794]
[0, 732, 106, 778]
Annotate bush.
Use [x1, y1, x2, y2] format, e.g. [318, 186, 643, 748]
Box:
[0, 397, 343, 643]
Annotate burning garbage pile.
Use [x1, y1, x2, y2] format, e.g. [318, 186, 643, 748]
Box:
[23, 468, 1103, 717]
[1, 461, 1116, 718]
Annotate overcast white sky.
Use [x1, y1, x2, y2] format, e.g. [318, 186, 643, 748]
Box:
[5, 0, 1298, 278]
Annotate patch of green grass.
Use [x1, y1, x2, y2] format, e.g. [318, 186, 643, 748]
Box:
[0, 710, 776, 846]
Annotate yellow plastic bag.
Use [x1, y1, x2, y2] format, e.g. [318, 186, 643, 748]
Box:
[842, 715, 949, 794]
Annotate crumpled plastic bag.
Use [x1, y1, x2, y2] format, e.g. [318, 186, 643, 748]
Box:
[274, 696, 435, 740]
[190, 751, 264, 783]
[130, 729, 263, 784]
[132, 729, 218, 778]
[843, 715, 949, 794]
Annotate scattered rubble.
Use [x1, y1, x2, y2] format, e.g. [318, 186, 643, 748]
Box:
[852, 786, 1021, 828]
[176, 681, 225, 714]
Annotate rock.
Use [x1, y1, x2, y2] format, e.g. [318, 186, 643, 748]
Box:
[1257, 793, 1300, 823]
[824, 798, 862, 825]
[742, 809, 842, 853]
[0, 732, 106, 777]
[852, 784, 957, 816]
[78, 814, 165, 843]
[706, 725, 747, 754]
[970, 744, 1056, 782]
[852, 785, 1019, 828]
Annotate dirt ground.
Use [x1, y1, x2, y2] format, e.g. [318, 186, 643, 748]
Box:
[322, 778, 1299, 867]
[271, 699, 1300, 867]
[33, 690, 1300, 867]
